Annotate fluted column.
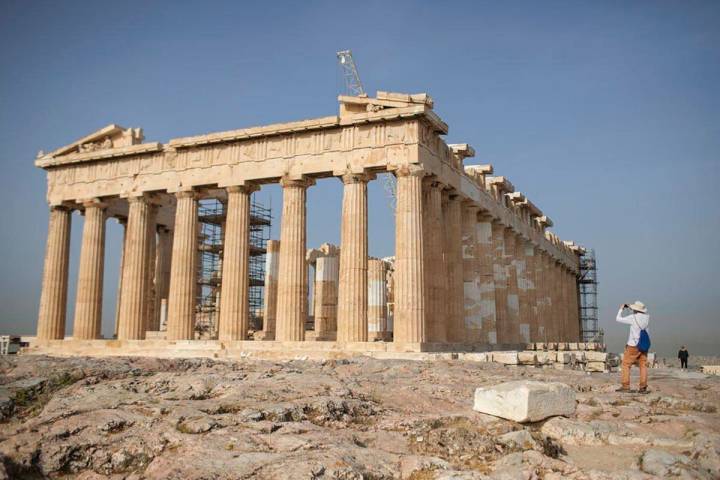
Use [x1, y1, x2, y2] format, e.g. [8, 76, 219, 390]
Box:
[72, 200, 107, 339]
[570, 269, 580, 341]
[117, 195, 151, 340]
[218, 184, 257, 341]
[153, 226, 173, 330]
[313, 254, 339, 339]
[393, 166, 425, 344]
[144, 205, 158, 332]
[259, 240, 281, 339]
[276, 177, 314, 341]
[166, 190, 198, 341]
[445, 193, 464, 343]
[523, 241, 539, 342]
[114, 218, 127, 338]
[37, 206, 72, 340]
[462, 204, 481, 344]
[504, 230, 521, 344]
[337, 172, 373, 342]
[476, 214, 497, 344]
[491, 221, 508, 344]
[368, 258, 389, 340]
[514, 237, 531, 344]
[423, 179, 446, 342]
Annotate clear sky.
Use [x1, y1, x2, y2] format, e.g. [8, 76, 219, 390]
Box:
[1, 1, 718, 357]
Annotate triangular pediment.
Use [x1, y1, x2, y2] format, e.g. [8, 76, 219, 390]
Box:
[39, 124, 144, 159]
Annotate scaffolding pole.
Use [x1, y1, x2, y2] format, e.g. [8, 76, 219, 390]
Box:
[578, 248, 601, 343]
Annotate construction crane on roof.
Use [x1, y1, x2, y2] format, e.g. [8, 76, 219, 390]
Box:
[336, 50, 365, 96]
[336, 50, 396, 211]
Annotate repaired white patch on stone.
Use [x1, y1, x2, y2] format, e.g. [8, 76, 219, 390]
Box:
[524, 244, 535, 257]
[538, 326, 545, 337]
[315, 256, 338, 281]
[367, 279, 386, 307]
[519, 324, 530, 343]
[493, 264, 506, 282]
[477, 221, 492, 243]
[265, 251, 279, 279]
[480, 299, 496, 319]
[487, 331, 497, 344]
[507, 294, 519, 314]
[473, 380, 576, 423]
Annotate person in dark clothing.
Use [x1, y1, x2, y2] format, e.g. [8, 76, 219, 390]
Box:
[678, 346, 689, 369]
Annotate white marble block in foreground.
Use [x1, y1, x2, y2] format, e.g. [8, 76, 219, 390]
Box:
[473, 380, 576, 423]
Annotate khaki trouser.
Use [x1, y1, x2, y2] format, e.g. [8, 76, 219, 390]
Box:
[621, 345, 648, 389]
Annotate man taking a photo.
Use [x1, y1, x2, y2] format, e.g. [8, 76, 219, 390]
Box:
[616, 301, 650, 393]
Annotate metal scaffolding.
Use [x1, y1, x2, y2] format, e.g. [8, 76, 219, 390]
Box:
[578, 248, 601, 343]
[194, 196, 272, 338]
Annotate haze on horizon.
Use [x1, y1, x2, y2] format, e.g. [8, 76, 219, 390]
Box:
[1, 0, 718, 358]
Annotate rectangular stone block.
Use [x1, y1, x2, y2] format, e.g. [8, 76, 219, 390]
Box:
[492, 351, 519, 365]
[702, 366, 720, 375]
[460, 352, 490, 362]
[553, 363, 571, 370]
[535, 352, 554, 364]
[585, 361, 608, 373]
[473, 380, 576, 422]
[567, 342, 579, 350]
[556, 352, 573, 364]
[525, 343, 536, 351]
[557, 343, 568, 351]
[585, 351, 607, 362]
[518, 352, 537, 365]
[547, 342, 557, 350]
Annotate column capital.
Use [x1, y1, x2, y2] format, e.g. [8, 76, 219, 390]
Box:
[393, 164, 425, 178]
[174, 189, 198, 200]
[77, 198, 108, 210]
[422, 175, 445, 189]
[48, 204, 73, 213]
[226, 183, 260, 195]
[339, 171, 376, 184]
[280, 175, 315, 189]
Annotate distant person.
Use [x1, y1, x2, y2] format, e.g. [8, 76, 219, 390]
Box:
[678, 346, 689, 369]
[616, 301, 650, 393]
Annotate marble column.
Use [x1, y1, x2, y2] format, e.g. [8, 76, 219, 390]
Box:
[166, 190, 198, 341]
[462, 204, 481, 344]
[514, 237, 531, 344]
[218, 185, 257, 341]
[445, 193, 464, 343]
[114, 218, 127, 338]
[476, 214, 497, 344]
[276, 177, 314, 341]
[313, 254, 339, 339]
[37, 206, 72, 340]
[153, 226, 173, 331]
[368, 258, 389, 341]
[260, 240, 280, 340]
[422, 179, 446, 342]
[523, 241, 539, 342]
[393, 166, 425, 344]
[337, 172, 373, 342]
[72, 200, 107, 339]
[143, 205, 158, 332]
[570, 270, 581, 341]
[504, 231, 521, 344]
[491, 222, 508, 344]
[117, 195, 152, 340]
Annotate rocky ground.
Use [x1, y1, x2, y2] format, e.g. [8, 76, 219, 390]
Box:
[0, 354, 718, 479]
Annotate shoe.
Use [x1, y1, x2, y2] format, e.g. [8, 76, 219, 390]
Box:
[638, 388, 649, 394]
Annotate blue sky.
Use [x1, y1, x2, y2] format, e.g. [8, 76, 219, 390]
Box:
[1, 1, 718, 357]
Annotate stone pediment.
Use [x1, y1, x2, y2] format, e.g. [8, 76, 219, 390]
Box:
[38, 124, 144, 159]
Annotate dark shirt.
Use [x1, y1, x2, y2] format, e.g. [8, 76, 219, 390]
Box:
[678, 350, 689, 360]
